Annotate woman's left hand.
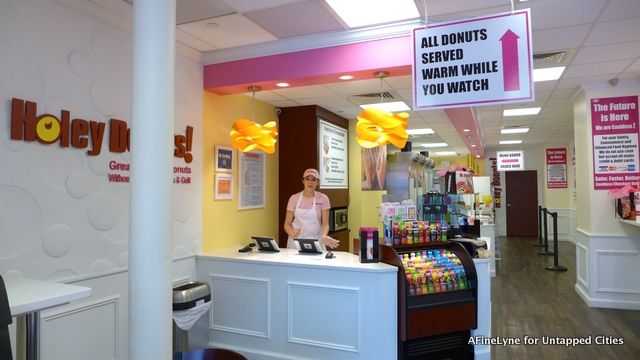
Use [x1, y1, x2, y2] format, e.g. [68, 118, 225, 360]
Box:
[321, 236, 340, 249]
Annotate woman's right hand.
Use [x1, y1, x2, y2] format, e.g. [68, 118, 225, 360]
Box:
[290, 227, 301, 238]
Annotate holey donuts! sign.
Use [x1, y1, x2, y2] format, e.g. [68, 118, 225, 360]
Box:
[9, 98, 195, 184]
[591, 95, 639, 190]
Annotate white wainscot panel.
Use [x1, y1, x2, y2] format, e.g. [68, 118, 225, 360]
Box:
[288, 282, 358, 352]
[41, 296, 119, 360]
[210, 274, 270, 338]
[595, 250, 640, 294]
[576, 242, 588, 289]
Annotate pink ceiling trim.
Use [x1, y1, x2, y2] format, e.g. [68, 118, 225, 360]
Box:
[444, 107, 484, 159]
[204, 36, 413, 94]
[204, 35, 485, 158]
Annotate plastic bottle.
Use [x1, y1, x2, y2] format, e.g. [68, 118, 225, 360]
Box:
[441, 221, 448, 242]
[392, 222, 400, 245]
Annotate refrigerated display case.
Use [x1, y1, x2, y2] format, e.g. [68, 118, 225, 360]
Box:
[380, 241, 477, 360]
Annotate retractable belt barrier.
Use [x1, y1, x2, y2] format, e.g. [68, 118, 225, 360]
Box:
[536, 207, 567, 272]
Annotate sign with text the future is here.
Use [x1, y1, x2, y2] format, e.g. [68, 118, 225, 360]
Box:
[412, 9, 533, 110]
[591, 95, 640, 190]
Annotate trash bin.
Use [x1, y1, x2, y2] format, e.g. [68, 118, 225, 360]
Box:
[172, 282, 211, 352]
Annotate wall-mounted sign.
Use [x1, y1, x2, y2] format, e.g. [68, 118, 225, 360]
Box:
[591, 96, 639, 190]
[10, 98, 194, 163]
[412, 9, 533, 110]
[546, 148, 567, 189]
[496, 150, 524, 171]
[490, 157, 502, 208]
[238, 151, 265, 210]
[318, 119, 348, 189]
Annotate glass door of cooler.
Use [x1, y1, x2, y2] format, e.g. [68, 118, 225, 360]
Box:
[398, 248, 470, 297]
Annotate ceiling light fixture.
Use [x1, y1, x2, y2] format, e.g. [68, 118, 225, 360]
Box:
[355, 71, 409, 149]
[463, 128, 471, 132]
[499, 140, 523, 145]
[276, 82, 289, 87]
[433, 151, 457, 156]
[406, 128, 435, 135]
[230, 86, 278, 154]
[339, 75, 353, 80]
[360, 101, 411, 112]
[501, 127, 530, 134]
[533, 66, 565, 82]
[325, 0, 420, 28]
[503, 107, 541, 116]
[421, 142, 448, 148]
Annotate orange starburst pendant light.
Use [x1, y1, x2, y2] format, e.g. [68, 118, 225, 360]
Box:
[230, 86, 278, 154]
[355, 71, 409, 149]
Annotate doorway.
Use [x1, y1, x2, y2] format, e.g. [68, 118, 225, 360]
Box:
[505, 170, 538, 237]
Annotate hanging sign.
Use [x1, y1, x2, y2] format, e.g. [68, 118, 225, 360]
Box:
[412, 9, 533, 110]
[546, 148, 567, 188]
[591, 96, 640, 190]
[496, 150, 524, 171]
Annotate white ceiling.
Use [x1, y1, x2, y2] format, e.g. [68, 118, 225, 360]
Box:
[122, 0, 640, 157]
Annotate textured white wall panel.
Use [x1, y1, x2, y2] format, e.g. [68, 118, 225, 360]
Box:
[0, 1, 203, 357]
[0, 0, 203, 281]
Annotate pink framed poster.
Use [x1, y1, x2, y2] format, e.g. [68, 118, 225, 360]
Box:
[591, 96, 640, 190]
[546, 148, 567, 188]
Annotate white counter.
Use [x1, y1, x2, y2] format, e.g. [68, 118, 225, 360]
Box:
[197, 248, 398, 360]
[4, 276, 91, 360]
[5, 277, 91, 316]
[472, 258, 492, 360]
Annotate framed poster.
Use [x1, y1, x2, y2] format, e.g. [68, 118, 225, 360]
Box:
[318, 118, 348, 189]
[546, 148, 567, 189]
[238, 151, 265, 210]
[215, 146, 234, 172]
[214, 174, 233, 200]
[591, 96, 640, 190]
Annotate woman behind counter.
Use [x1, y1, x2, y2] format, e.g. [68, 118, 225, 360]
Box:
[283, 168, 340, 250]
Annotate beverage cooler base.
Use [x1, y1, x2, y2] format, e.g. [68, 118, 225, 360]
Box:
[401, 330, 474, 360]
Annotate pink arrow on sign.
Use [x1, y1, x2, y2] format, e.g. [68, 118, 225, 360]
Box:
[500, 29, 520, 91]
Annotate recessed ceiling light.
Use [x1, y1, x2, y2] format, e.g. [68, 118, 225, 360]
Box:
[206, 22, 219, 28]
[463, 128, 471, 132]
[360, 101, 411, 112]
[406, 128, 435, 135]
[276, 82, 290, 87]
[476, 155, 481, 158]
[499, 140, 523, 145]
[339, 75, 353, 80]
[325, 0, 420, 28]
[533, 66, 565, 82]
[471, 144, 477, 148]
[503, 107, 541, 116]
[420, 142, 448, 148]
[433, 151, 457, 156]
[501, 127, 530, 134]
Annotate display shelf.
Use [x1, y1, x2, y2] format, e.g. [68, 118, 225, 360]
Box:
[380, 242, 477, 359]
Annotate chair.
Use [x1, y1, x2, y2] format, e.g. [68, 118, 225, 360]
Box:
[0, 275, 13, 360]
[174, 348, 247, 360]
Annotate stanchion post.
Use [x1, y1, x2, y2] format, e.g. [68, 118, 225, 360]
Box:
[535, 205, 544, 247]
[546, 212, 568, 272]
[538, 208, 553, 256]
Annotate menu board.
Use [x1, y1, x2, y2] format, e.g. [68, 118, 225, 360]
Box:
[318, 119, 348, 189]
[591, 96, 639, 190]
[238, 151, 265, 209]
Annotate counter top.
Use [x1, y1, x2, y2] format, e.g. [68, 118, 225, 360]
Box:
[198, 247, 397, 273]
[4, 277, 91, 316]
